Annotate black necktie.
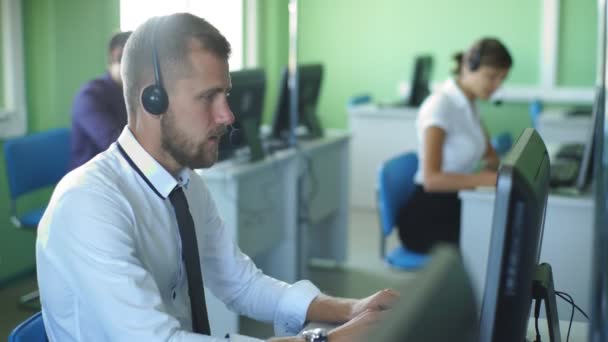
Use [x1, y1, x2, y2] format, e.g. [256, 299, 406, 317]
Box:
[169, 186, 211, 335]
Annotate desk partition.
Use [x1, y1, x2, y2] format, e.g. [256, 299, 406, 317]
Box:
[195, 131, 350, 336]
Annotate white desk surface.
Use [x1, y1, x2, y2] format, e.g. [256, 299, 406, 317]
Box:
[348, 103, 418, 118]
[304, 318, 588, 341]
[198, 131, 350, 179]
[459, 186, 594, 323]
[461, 186, 594, 207]
[539, 109, 592, 124]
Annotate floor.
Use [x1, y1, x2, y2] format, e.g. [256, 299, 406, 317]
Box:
[0, 208, 417, 340]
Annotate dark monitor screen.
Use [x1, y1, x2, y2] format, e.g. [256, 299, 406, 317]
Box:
[573, 88, 603, 190]
[407, 55, 433, 107]
[479, 128, 551, 341]
[218, 68, 265, 161]
[270, 64, 324, 140]
[372, 245, 478, 342]
[590, 84, 608, 342]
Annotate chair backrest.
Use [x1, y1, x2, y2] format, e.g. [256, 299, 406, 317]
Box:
[4, 127, 71, 200]
[377, 152, 419, 237]
[491, 132, 513, 156]
[529, 99, 543, 129]
[9, 312, 48, 342]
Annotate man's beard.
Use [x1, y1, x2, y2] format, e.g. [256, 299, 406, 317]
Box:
[160, 112, 226, 170]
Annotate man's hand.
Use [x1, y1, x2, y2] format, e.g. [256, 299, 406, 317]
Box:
[328, 309, 387, 342]
[347, 289, 399, 320]
[305, 289, 399, 326]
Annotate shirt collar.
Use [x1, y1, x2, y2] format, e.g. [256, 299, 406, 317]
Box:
[116, 127, 190, 199]
[442, 78, 471, 109]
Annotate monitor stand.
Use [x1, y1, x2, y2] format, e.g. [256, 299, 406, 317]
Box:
[530, 263, 561, 342]
[302, 106, 323, 139]
[240, 118, 264, 162]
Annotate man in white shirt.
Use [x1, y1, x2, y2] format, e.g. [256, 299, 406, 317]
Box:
[36, 13, 397, 342]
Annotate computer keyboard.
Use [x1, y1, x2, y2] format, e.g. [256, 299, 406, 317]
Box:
[555, 143, 585, 161]
[550, 159, 580, 187]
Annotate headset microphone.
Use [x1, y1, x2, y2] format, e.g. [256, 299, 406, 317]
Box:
[228, 125, 242, 147]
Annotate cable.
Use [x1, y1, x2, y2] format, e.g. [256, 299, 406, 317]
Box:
[554, 290, 589, 342]
[294, 145, 319, 226]
[555, 291, 589, 320]
[533, 298, 542, 342]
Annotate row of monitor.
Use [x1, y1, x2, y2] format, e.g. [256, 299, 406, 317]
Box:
[218, 64, 325, 162]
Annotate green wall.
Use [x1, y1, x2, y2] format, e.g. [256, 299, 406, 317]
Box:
[559, 0, 598, 86]
[0, 2, 4, 108]
[0, 0, 119, 283]
[259, 0, 597, 139]
[258, 0, 290, 125]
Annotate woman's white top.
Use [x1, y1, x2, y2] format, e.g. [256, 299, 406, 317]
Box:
[414, 78, 487, 185]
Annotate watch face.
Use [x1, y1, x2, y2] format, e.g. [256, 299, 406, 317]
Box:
[303, 328, 327, 342]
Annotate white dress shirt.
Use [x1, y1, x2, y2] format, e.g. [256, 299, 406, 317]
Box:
[414, 78, 487, 184]
[36, 127, 320, 342]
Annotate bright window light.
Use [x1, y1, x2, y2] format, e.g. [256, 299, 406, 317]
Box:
[120, 0, 243, 70]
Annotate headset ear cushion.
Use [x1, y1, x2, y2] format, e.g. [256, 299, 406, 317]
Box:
[142, 85, 169, 115]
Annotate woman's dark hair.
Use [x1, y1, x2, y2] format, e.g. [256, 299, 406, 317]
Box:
[452, 37, 513, 75]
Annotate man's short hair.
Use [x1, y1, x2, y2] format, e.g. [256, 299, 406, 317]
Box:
[120, 13, 232, 118]
[107, 31, 133, 64]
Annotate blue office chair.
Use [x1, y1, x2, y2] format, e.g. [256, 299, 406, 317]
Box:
[491, 132, 513, 156]
[8, 312, 48, 342]
[529, 99, 543, 129]
[3, 127, 71, 304]
[377, 152, 429, 270]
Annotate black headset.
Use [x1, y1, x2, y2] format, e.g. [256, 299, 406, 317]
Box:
[468, 40, 486, 72]
[141, 19, 169, 115]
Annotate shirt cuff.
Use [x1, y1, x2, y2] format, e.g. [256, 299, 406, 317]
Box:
[273, 280, 321, 336]
[227, 333, 264, 342]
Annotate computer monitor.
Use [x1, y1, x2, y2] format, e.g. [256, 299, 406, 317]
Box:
[407, 55, 433, 107]
[574, 88, 603, 190]
[590, 84, 607, 342]
[270, 64, 324, 140]
[479, 128, 552, 341]
[589, 0, 608, 339]
[372, 245, 479, 342]
[218, 68, 265, 162]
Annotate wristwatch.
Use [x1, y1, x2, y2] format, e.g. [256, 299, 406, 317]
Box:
[302, 328, 328, 342]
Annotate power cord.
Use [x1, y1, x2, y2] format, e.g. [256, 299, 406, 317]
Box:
[533, 298, 542, 342]
[294, 145, 319, 226]
[555, 290, 589, 342]
[532, 290, 588, 342]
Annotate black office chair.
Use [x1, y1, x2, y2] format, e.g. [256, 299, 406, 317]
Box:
[3, 127, 71, 305]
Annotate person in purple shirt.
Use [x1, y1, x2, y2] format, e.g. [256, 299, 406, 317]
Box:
[69, 31, 132, 170]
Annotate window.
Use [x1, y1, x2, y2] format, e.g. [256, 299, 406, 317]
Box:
[120, 0, 244, 70]
[0, 0, 26, 138]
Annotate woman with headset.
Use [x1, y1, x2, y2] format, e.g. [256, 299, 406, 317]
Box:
[397, 37, 513, 254]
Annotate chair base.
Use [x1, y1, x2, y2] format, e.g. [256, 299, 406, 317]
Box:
[386, 246, 429, 270]
[19, 289, 40, 310]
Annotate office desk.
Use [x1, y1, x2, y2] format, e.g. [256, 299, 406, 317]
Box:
[297, 133, 350, 277]
[459, 188, 594, 323]
[537, 109, 592, 145]
[195, 131, 350, 336]
[304, 318, 587, 341]
[348, 104, 419, 209]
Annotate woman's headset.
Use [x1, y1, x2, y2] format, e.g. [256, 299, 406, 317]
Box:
[467, 40, 486, 72]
